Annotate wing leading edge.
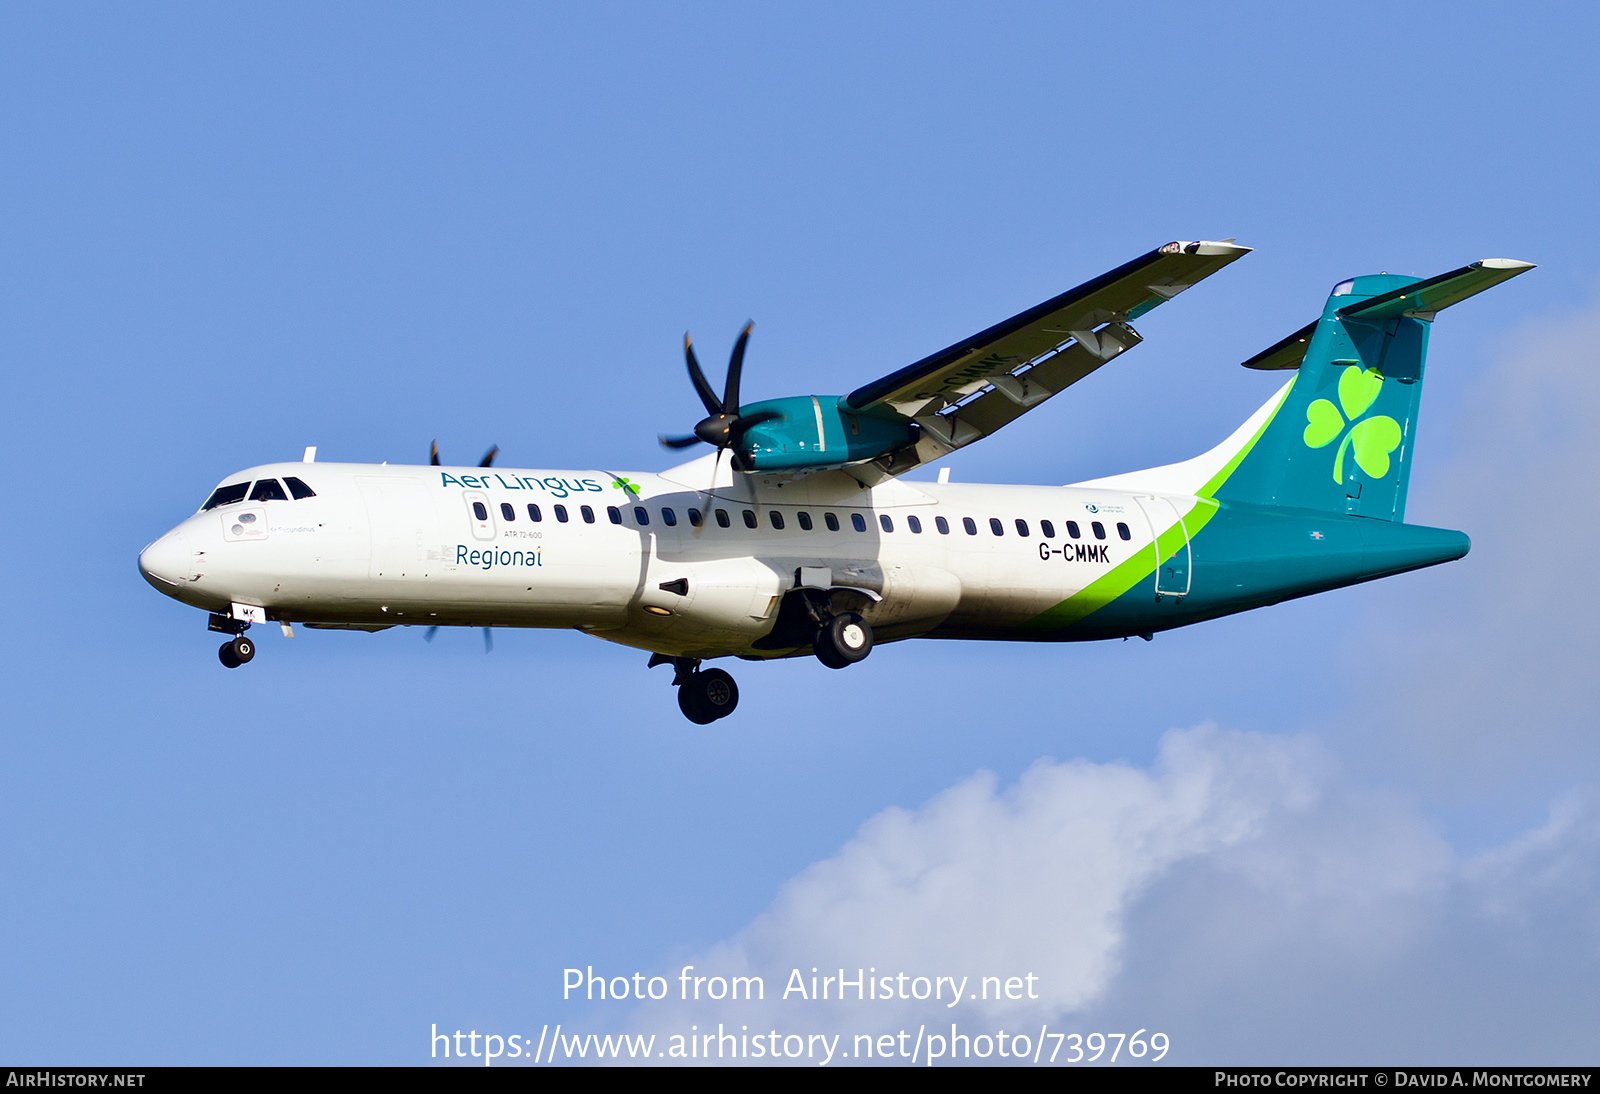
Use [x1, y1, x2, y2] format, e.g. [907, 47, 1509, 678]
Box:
[843, 240, 1250, 482]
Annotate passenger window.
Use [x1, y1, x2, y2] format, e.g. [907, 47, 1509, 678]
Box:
[1015, 519, 1029, 537]
[770, 511, 785, 530]
[1040, 519, 1055, 538]
[742, 509, 757, 529]
[1066, 520, 1081, 539]
[989, 518, 1004, 536]
[907, 515, 922, 534]
[935, 516, 950, 535]
[555, 504, 569, 523]
[581, 505, 595, 524]
[249, 479, 289, 502]
[879, 514, 894, 532]
[851, 513, 867, 532]
[202, 483, 250, 510]
[284, 476, 316, 500]
[500, 503, 515, 521]
[661, 508, 677, 527]
[824, 512, 840, 532]
[797, 511, 813, 531]
[634, 506, 649, 526]
[1092, 521, 1106, 540]
[688, 508, 704, 527]
[1117, 522, 1131, 541]
[472, 501, 489, 521]
[527, 504, 542, 522]
[607, 506, 622, 525]
[963, 517, 977, 535]
[715, 509, 731, 528]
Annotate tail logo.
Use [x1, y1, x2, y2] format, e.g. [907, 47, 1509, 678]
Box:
[1303, 365, 1403, 483]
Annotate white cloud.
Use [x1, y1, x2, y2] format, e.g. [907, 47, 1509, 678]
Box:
[690, 726, 1327, 1021]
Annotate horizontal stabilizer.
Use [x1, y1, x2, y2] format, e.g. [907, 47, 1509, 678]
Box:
[1241, 320, 1318, 371]
[1242, 258, 1535, 371]
[1336, 258, 1535, 322]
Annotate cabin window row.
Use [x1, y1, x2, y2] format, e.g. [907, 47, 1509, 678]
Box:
[486, 500, 1134, 543]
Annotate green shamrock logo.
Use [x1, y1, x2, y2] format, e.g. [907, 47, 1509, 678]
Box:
[612, 477, 640, 496]
[1303, 366, 1403, 484]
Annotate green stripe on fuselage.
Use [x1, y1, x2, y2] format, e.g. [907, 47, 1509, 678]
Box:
[1017, 380, 1290, 635]
[1019, 501, 1219, 633]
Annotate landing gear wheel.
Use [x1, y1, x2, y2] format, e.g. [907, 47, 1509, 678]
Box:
[677, 668, 739, 723]
[218, 640, 241, 668]
[231, 635, 255, 664]
[814, 612, 872, 669]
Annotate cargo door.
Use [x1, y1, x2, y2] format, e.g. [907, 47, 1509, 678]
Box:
[359, 478, 441, 580]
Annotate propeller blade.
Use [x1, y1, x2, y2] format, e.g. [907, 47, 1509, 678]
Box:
[479, 445, 499, 468]
[482, 627, 493, 653]
[727, 407, 781, 437]
[430, 440, 441, 466]
[659, 433, 704, 449]
[684, 334, 723, 416]
[723, 321, 753, 413]
[424, 626, 439, 642]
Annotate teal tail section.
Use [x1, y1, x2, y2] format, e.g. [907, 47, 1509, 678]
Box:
[1216, 259, 1533, 521]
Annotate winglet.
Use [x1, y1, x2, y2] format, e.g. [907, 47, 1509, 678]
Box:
[1159, 239, 1253, 258]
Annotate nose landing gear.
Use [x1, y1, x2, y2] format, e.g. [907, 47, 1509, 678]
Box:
[650, 655, 740, 723]
[217, 635, 255, 668]
[209, 612, 255, 669]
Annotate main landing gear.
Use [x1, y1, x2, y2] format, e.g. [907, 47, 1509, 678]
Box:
[650, 656, 740, 724]
[209, 612, 255, 669]
[813, 611, 873, 669]
[647, 603, 876, 723]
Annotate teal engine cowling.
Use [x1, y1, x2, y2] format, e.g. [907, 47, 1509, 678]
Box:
[733, 396, 916, 472]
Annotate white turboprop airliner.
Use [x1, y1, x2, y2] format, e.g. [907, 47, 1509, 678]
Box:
[139, 241, 1532, 721]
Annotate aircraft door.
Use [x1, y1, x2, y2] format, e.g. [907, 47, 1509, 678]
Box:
[1135, 495, 1191, 597]
[462, 490, 496, 541]
[359, 478, 442, 580]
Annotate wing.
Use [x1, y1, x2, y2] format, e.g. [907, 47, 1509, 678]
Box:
[843, 240, 1250, 480]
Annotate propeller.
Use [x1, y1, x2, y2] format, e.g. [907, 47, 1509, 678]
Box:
[658, 323, 780, 472]
[430, 441, 499, 467]
[423, 625, 493, 653]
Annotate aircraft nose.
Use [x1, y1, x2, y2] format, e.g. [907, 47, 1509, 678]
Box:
[139, 529, 192, 589]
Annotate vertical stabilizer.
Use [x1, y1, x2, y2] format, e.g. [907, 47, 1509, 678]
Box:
[1215, 259, 1532, 520]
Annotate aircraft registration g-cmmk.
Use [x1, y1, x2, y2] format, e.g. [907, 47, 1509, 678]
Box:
[140, 241, 1532, 722]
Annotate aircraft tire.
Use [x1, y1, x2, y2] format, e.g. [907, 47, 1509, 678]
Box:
[231, 636, 255, 664]
[218, 641, 241, 669]
[677, 683, 716, 724]
[814, 613, 872, 669]
[678, 669, 738, 723]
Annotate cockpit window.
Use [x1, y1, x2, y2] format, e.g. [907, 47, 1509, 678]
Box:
[284, 476, 316, 500]
[202, 483, 250, 510]
[249, 479, 289, 502]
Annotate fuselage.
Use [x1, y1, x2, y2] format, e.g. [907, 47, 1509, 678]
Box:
[137, 452, 1469, 661]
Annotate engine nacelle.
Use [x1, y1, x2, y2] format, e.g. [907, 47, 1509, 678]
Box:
[733, 396, 915, 473]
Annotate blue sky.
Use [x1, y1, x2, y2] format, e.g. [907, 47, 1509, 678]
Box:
[2, 2, 1597, 1065]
